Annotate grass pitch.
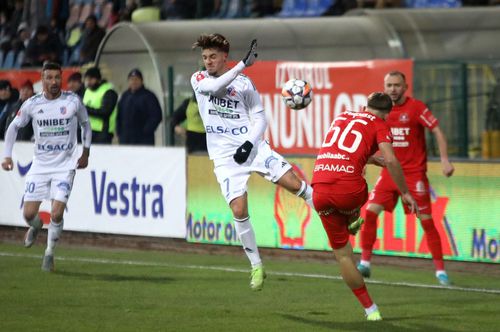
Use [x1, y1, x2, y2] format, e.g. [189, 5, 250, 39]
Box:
[0, 242, 499, 332]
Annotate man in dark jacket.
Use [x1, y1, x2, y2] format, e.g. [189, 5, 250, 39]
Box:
[116, 68, 162, 145]
[0, 80, 19, 139]
[4, 79, 34, 141]
[79, 15, 106, 65]
[67, 72, 85, 99]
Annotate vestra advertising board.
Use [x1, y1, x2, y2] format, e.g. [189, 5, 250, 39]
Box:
[0, 143, 186, 238]
[187, 155, 500, 264]
[242, 59, 413, 155]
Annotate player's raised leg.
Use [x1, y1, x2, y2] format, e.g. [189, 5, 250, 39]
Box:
[230, 194, 266, 290]
[276, 169, 314, 208]
[23, 201, 43, 248]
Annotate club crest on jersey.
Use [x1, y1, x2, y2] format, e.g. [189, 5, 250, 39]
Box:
[415, 180, 426, 193]
[60, 106, 67, 115]
[196, 72, 205, 81]
[399, 112, 410, 123]
[227, 86, 236, 96]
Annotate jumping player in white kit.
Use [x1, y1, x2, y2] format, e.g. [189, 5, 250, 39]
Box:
[191, 33, 313, 291]
[1, 62, 92, 272]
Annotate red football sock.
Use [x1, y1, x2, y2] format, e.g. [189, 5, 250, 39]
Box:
[360, 210, 378, 261]
[421, 218, 445, 271]
[352, 285, 374, 308]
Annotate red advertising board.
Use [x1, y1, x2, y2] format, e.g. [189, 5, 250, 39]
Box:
[244, 60, 413, 155]
[0, 68, 80, 91]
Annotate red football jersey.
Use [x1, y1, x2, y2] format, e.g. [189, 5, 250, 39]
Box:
[312, 111, 392, 186]
[386, 96, 438, 172]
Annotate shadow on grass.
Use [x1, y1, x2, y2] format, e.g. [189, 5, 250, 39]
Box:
[280, 313, 457, 332]
[54, 270, 174, 283]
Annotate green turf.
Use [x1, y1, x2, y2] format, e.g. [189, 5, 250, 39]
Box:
[0, 242, 499, 332]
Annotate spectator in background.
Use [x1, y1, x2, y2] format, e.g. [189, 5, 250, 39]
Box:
[67, 72, 85, 99]
[25, 25, 63, 66]
[116, 68, 162, 145]
[6, 0, 24, 39]
[22, 0, 52, 31]
[0, 80, 19, 139]
[160, 0, 196, 20]
[83, 67, 118, 144]
[15, 22, 30, 49]
[249, 0, 280, 17]
[4, 79, 34, 141]
[170, 92, 207, 153]
[68, 72, 85, 143]
[132, 0, 161, 22]
[113, 0, 138, 22]
[323, 0, 358, 16]
[79, 15, 106, 65]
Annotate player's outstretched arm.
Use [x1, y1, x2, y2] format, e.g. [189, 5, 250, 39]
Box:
[379, 142, 419, 216]
[431, 126, 454, 177]
[242, 39, 258, 67]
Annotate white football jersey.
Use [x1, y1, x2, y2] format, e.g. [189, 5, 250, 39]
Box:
[12, 91, 88, 174]
[191, 69, 264, 160]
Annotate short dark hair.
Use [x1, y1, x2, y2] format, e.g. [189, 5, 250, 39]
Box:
[192, 33, 230, 53]
[84, 67, 102, 79]
[367, 92, 393, 112]
[386, 70, 406, 82]
[42, 62, 61, 72]
[68, 72, 82, 82]
[0, 79, 11, 90]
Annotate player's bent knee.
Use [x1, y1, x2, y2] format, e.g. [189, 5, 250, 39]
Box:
[331, 238, 349, 251]
[23, 211, 38, 222]
[50, 211, 64, 223]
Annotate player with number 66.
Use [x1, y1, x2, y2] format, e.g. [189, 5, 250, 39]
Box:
[311, 92, 418, 321]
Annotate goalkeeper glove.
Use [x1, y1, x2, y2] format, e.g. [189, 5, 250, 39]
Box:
[242, 39, 258, 67]
[233, 141, 253, 164]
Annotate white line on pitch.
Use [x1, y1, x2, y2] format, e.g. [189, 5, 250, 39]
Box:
[1, 251, 499, 295]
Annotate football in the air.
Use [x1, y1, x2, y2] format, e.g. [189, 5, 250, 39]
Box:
[281, 79, 313, 110]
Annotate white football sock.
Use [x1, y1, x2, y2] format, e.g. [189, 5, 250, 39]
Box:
[360, 260, 371, 268]
[45, 219, 63, 256]
[365, 303, 379, 315]
[27, 215, 42, 230]
[234, 216, 262, 268]
[436, 270, 447, 277]
[296, 180, 314, 209]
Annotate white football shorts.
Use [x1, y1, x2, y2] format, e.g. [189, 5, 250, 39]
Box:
[213, 140, 292, 204]
[23, 170, 76, 203]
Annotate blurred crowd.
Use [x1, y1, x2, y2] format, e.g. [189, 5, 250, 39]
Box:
[1, 0, 499, 69]
[0, 0, 146, 69]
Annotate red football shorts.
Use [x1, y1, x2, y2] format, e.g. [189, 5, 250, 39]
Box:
[313, 181, 368, 249]
[368, 169, 432, 215]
